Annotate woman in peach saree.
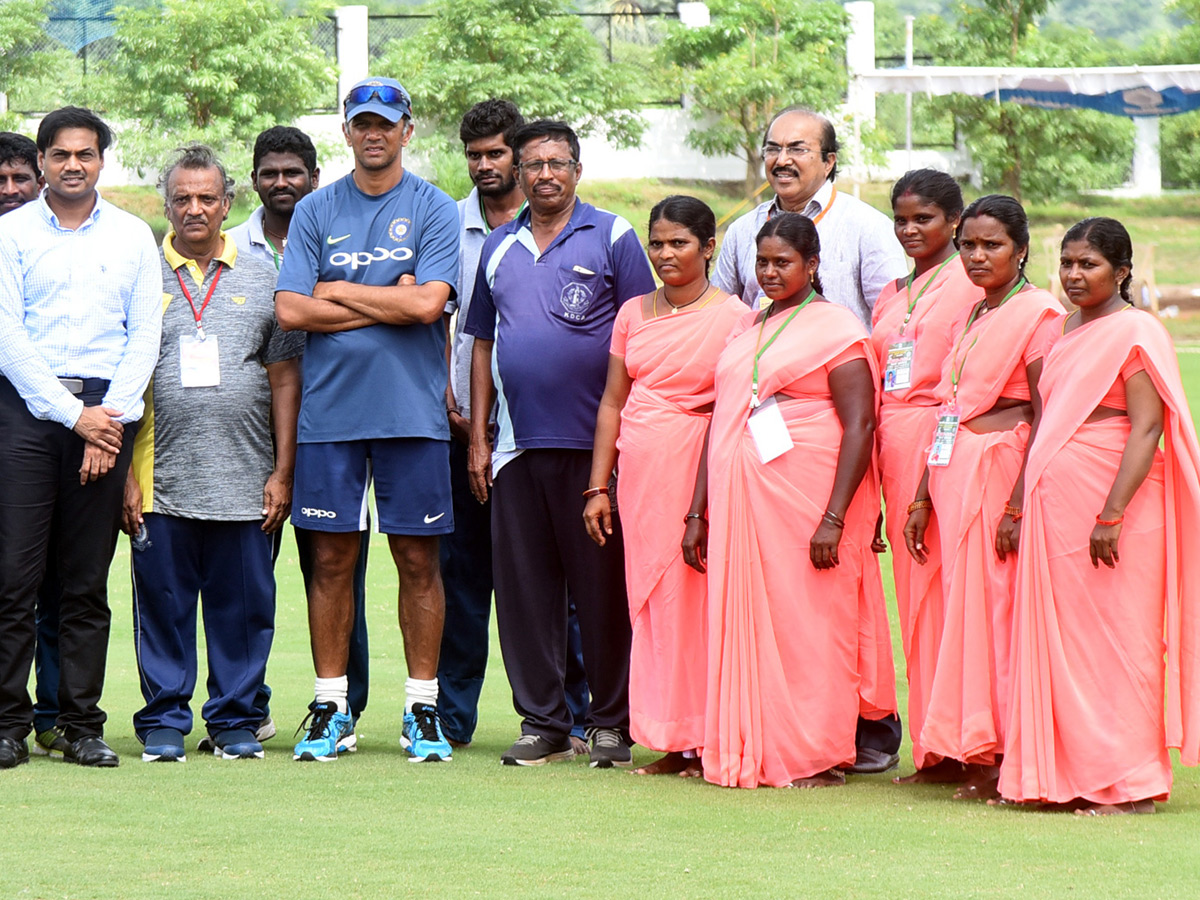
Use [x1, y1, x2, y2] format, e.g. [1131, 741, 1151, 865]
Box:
[998, 218, 1200, 815]
[870, 169, 977, 780]
[685, 213, 884, 788]
[584, 197, 744, 775]
[903, 195, 1061, 800]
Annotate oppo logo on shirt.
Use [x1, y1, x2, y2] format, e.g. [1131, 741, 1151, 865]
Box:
[329, 246, 415, 270]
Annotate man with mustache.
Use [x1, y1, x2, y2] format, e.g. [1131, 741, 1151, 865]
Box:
[465, 120, 655, 768]
[122, 144, 302, 762]
[0, 131, 73, 762]
[228, 126, 372, 754]
[442, 102, 592, 753]
[0, 133, 42, 215]
[712, 107, 906, 774]
[713, 107, 905, 329]
[0, 107, 163, 769]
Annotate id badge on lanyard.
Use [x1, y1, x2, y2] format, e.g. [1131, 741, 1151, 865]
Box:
[927, 401, 959, 467]
[180, 333, 221, 387]
[884, 339, 914, 392]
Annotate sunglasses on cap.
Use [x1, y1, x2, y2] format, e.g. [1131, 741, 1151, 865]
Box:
[343, 84, 410, 110]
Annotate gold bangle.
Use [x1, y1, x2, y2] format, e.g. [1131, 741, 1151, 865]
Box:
[907, 498, 933, 514]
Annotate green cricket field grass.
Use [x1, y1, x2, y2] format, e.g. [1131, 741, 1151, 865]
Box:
[4, 362, 1200, 899]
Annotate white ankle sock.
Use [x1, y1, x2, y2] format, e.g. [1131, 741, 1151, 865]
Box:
[314, 676, 349, 715]
[405, 677, 438, 712]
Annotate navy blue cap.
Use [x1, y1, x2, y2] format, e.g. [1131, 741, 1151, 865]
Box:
[343, 77, 412, 124]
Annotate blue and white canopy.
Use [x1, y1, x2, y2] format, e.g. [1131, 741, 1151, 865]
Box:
[861, 65, 1200, 117]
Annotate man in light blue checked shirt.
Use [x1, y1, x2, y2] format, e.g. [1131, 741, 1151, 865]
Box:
[0, 106, 163, 770]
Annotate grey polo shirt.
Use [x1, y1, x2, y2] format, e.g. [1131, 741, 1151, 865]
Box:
[132, 233, 304, 520]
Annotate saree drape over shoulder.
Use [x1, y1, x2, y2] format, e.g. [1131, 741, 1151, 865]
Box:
[702, 301, 892, 788]
[611, 292, 746, 752]
[999, 309, 1200, 804]
[871, 258, 977, 768]
[920, 286, 1061, 767]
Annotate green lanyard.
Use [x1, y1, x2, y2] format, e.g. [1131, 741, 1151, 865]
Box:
[899, 252, 958, 336]
[265, 236, 283, 272]
[948, 277, 1026, 401]
[751, 289, 816, 408]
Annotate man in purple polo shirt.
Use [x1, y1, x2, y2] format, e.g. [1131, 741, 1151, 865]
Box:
[465, 119, 655, 768]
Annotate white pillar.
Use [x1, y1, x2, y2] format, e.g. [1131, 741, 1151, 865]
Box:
[845, 1, 876, 126]
[1131, 116, 1162, 197]
[335, 6, 369, 107]
[844, 2, 876, 182]
[677, 2, 710, 28]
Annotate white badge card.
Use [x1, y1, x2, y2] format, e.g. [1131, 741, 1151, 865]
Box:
[884, 339, 915, 392]
[747, 395, 794, 464]
[927, 403, 959, 467]
[179, 333, 221, 387]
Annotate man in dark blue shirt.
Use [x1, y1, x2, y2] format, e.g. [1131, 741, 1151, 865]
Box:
[465, 119, 655, 768]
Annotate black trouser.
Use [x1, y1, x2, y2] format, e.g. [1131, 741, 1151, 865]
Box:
[857, 714, 903, 755]
[0, 378, 133, 742]
[491, 449, 630, 742]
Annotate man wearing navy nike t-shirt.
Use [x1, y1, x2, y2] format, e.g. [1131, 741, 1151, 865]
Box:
[275, 78, 458, 763]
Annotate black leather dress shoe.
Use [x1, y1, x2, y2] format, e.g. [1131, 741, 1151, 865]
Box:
[844, 746, 900, 774]
[65, 735, 120, 768]
[0, 736, 30, 769]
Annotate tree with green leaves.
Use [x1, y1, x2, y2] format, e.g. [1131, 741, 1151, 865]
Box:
[656, 0, 848, 197]
[94, 0, 333, 175]
[380, 0, 646, 151]
[0, 0, 54, 129]
[920, 2, 1132, 201]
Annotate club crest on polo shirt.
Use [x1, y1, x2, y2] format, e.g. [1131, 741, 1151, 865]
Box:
[560, 281, 593, 321]
[389, 218, 411, 242]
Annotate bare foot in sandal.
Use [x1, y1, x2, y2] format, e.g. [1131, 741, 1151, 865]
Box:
[1074, 799, 1156, 816]
[894, 758, 968, 785]
[633, 751, 692, 776]
[792, 769, 846, 789]
[952, 764, 1000, 801]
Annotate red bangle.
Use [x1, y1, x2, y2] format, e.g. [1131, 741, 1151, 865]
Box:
[582, 486, 609, 498]
[1003, 503, 1022, 521]
[1096, 514, 1124, 526]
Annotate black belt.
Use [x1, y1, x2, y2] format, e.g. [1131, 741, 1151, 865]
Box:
[58, 377, 111, 396]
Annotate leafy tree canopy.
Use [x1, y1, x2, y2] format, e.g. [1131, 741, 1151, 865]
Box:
[657, 0, 848, 195]
[94, 0, 334, 175]
[380, 0, 647, 151]
[918, 0, 1133, 200]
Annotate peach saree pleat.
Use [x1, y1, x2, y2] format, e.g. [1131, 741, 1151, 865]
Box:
[999, 310, 1200, 803]
[919, 288, 1061, 767]
[702, 302, 889, 787]
[615, 294, 745, 752]
[872, 259, 978, 767]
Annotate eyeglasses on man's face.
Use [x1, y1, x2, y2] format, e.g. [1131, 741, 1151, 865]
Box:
[760, 142, 818, 161]
[517, 158, 578, 177]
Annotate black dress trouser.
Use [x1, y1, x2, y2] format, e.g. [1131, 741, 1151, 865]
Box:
[491, 448, 631, 741]
[0, 378, 133, 742]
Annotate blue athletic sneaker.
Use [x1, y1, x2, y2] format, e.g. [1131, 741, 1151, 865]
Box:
[399, 703, 452, 763]
[142, 727, 186, 763]
[293, 701, 354, 762]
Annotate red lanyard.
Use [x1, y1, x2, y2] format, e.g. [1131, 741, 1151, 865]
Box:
[175, 263, 223, 339]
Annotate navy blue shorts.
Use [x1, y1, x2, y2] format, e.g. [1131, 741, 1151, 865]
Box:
[292, 438, 453, 536]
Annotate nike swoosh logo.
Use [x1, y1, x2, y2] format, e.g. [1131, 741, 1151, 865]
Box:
[326, 234, 351, 245]
[423, 512, 446, 524]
